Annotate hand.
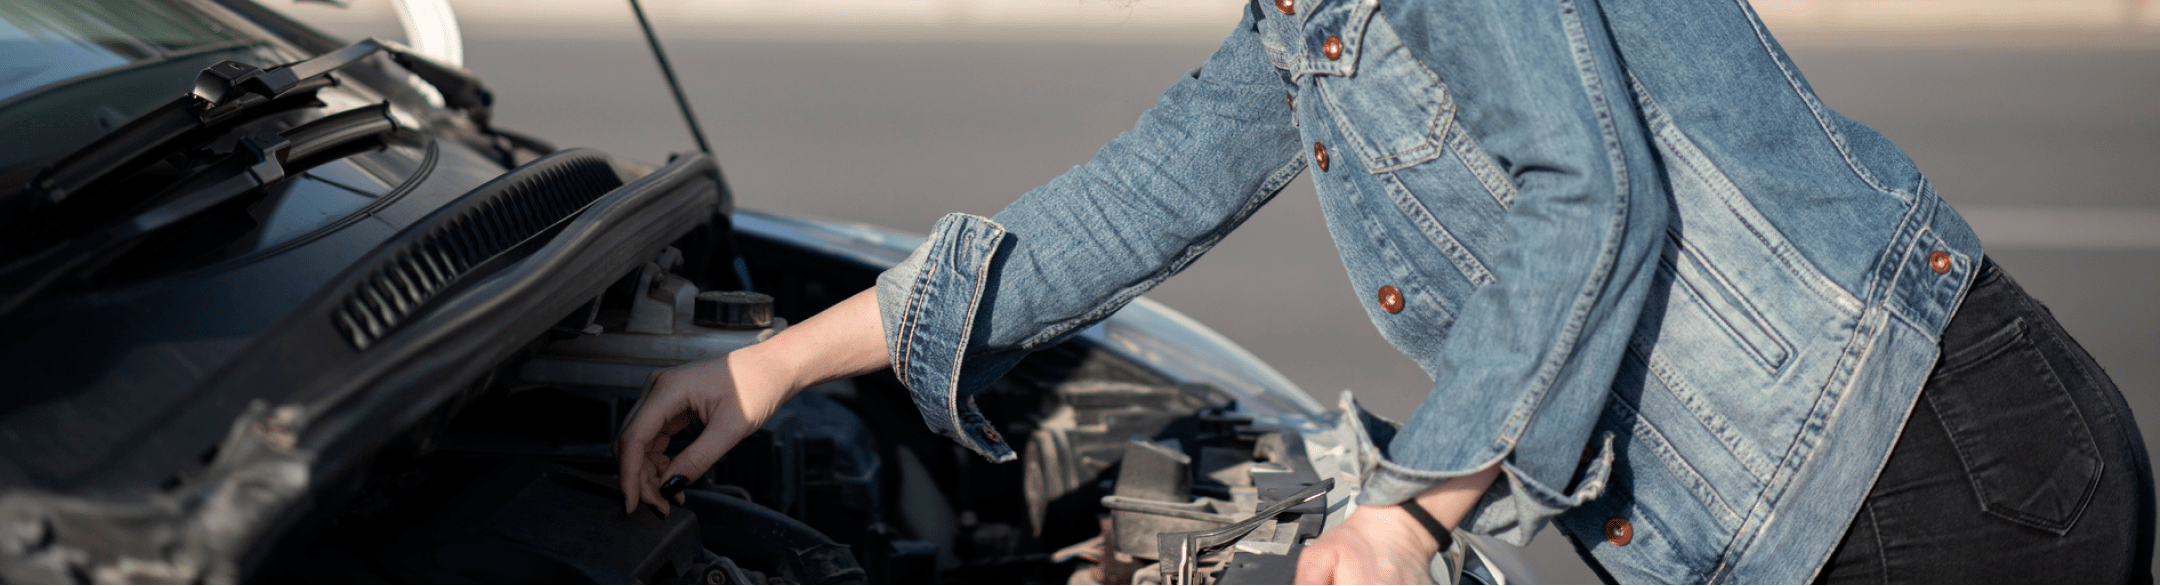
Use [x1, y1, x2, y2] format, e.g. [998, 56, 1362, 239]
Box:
[615, 351, 790, 516]
[1296, 463, 1501, 584]
[614, 289, 893, 517]
[1294, 504, 1444, 584]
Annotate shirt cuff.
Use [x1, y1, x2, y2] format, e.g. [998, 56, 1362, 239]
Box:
[875, 213, 1020, 463]
[1341, 391, 1615, 546]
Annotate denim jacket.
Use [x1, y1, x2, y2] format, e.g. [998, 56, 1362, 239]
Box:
[874, 0, 1983, 581]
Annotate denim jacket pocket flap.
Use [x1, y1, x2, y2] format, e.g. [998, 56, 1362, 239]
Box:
[1313, 9, 1454, 173]
[1290, 0, 1372, 78]
[1927, 316, 2103, 534]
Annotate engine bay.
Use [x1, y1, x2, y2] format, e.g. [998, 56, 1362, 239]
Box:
[260, 234, 1337, 585]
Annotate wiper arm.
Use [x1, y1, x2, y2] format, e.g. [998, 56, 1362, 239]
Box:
[0, 104, 403, 318]
[16, 38, 488, 209]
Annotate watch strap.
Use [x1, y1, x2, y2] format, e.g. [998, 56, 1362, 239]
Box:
[1399, 498, 1456, 553]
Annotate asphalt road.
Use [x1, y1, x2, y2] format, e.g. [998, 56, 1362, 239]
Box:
[304, 10, 2159, 582]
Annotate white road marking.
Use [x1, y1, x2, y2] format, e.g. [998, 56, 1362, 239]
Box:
[1959, 206, 2160, 250]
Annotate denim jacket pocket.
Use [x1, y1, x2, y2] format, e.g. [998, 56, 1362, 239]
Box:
[1652, 240, 1793, 375]
[1313, 9, 1454, 172]
[1927, 313, 2103, 534]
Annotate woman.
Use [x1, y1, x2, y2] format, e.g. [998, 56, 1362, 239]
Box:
[618, 0, 2153, 582]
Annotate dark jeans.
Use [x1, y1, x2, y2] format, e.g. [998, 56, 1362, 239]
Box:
[1818, 258, 2155, 583]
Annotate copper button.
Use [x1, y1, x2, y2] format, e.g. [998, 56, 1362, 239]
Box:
[1928, 250, 1952, 274]
[1604, 518, 1633, 546]
[1322, 36, 1344, 60]
[1378, 285, 1404, 314]
[1286, 93, 1295, 110]
[1313, 142, 1330, 171]
[1276, 0, 1294, 14]
[980, 426, 1002, 444]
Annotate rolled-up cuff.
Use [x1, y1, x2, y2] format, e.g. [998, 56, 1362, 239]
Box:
[875, 213, 1018, 463]
[1342, 391, 1614, 546]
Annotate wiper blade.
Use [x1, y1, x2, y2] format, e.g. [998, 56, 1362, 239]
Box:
[14, 38, 488, 209]
[0, 104, 402, 318]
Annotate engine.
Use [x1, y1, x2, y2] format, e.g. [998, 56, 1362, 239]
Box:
[268, 244, 1334, 585]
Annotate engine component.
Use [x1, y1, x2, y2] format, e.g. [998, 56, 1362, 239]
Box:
[1020, 381, 1234, 544]
[1105, 439, 1241, 557]
[680, 490, 867, 584]
[515, 255, 782, 390]
[371, 458, 710, 583]
[1159, 478, 1332, 585]
[694, 290, 772, 329]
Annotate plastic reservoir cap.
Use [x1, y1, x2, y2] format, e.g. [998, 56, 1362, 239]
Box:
[694, 291, 773, 329]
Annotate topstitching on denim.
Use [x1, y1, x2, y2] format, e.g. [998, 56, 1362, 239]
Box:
[872, 0, 1987, 581]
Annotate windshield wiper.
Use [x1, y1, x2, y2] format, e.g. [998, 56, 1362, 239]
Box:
[10, 38, 488, 210]
[0, 103, 404, 318]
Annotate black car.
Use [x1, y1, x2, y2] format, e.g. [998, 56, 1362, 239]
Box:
[0, 1, 1537, 583]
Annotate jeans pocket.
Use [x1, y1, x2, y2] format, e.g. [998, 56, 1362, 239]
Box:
[1926, 316, 2104, 534]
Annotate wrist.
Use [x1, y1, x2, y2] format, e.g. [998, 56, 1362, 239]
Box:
[745, 289, 889, 391]
[1356, 503, 1446, 555]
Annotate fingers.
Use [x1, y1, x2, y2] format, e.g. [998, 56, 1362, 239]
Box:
[659, 418, 744, 491]
[641, 471, 672, 517]
[618, 431, 652, 514]
[620, 370, 680, 514]
[618, 462, 641, 515]
[616, 358, 767, 518]
[621, 437, 668, 514]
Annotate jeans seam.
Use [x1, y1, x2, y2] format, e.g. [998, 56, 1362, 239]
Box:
[1923, 389, 1991, 520]
[2026, 291, 2125, 435]
[1865, 502, 1887, 584]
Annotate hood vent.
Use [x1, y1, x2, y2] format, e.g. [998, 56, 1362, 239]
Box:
[333, 149, 622, 350]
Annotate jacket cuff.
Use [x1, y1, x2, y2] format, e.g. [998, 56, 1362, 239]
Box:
[1342, 391, 1614, 546]
[875, 213, 1019, 463]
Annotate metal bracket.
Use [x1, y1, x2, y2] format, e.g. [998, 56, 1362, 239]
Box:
[1156, 478, 1332, 585]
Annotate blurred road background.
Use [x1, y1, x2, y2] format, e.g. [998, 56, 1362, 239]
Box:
[293, 0, 2158, 581]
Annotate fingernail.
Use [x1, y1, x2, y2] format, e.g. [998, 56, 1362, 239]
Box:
[650, 503, 669, 519]
[659, 474, 690, 498]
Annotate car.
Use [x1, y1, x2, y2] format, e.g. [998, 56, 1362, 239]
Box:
[0, 0, 1535, 583]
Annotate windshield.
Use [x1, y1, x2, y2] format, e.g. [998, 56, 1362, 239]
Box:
[0, 0, 299, 173]
[0, 0, 461, 286]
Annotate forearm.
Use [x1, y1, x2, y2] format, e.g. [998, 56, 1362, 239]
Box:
[733, 288, 888, 393]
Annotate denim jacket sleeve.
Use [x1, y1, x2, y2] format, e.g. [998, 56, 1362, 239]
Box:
[874, 0, 1669, 548]
[873, 4, 1307, 462]
[1331, 0, 1669, 542]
